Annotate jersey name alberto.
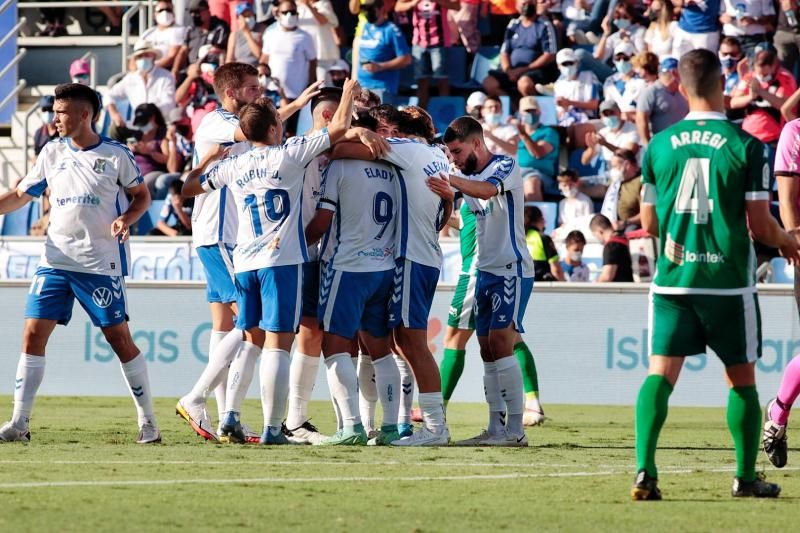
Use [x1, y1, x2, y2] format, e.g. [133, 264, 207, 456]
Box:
[641, 111, 769, 294]
[18, 137, 143, 276]
[462, 155, 534, 278]
[201, 130, 331, 272]
[192, 109, 243, 247]
[382, 138, 448, 269]
[318, 159, 397, 272]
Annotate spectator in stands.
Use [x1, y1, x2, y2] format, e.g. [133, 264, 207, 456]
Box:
[483, 0, 558, 98]
[673, 0, 722, 57]
[176, 45, 220, 133]
[33, 96, 57, 160]
[487, 0, 521, 46]
[326, 60, 350, 88]
[731, 46, 796, 151]
[209, 0, 243, 29]
[107, 41, 177, 142]
[482, 96, 519, 156]
[226, 2, 265, 66]
[396, 0, 457, 109]
[719, 0, 775, 58]
[600, 149, 641, 231]
[449, 0, 482, 54]
[163, 108, 193, 184]
[556, 170, 594, 227]
[297, 0, 341, 82]
[720, 37, 745, 119]
[560, 230, 590, 281]
[582, 99, 639, 170]
[37, 4, 66, 37]
[69, 59, 91, 85]
[590, 213, 633, 282]
[141, 1, 186, 71]
[636, 57, 687, 146]
[644, 0, 677, 60]
[150, 181, 194, 236]
[775, 0, 800, 75]
[127, 104, 172, 199]
[355, 0, 413, 95]
[593, 3, 646, 75]
[466, 91, 487, 119]
[552, 48, 600, 126]
[525, 205, 565, 281]
[602, 42, 645, 121]
[183, 0, 231, 70]
[517, 96, 560, 201]
[631, 51, 659, 85]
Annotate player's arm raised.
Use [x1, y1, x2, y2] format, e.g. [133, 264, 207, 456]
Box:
[325, 78, 357, 145]
[182, 145, 229, 197]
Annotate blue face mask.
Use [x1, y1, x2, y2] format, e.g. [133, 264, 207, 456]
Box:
[615, 60, 632, 74]
[522, 112, 540, 126]
[136, 57, 154, 73]
[615, 18, 631, 30]
[602, 115, 620, 129]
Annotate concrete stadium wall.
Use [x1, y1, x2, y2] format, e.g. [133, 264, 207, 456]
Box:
[0, 281, 797, 407]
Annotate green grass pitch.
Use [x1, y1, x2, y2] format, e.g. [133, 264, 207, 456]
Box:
[1, 396, 799, 532]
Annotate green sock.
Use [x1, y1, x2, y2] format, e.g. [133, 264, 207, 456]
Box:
[440, 349, 466, 402]
[635, 375, 673, 478]
[513, 342, 539, 394]
[727, 385, 760, 482]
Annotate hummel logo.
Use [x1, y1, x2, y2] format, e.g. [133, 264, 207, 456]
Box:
[402, 383, 412, 395]
[500, 388, 507, 399]
[14, 378, 22, 390]
[131, 386, 144, 398]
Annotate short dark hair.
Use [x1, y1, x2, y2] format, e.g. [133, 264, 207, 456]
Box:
[590, 213, 613, 232]
[755, 49, 778, 66]
[397, 106, 435, 143]
[369, 104, 402, 128]
[238, 97, 278, 143]
[565, 230, 587, 247]
[443, 116, 483, 143]
[310, 87, 342, 114]
[352, 109, 378, 130]
[54, 83, 100, 119]
[678, 49, 722, 99]
[558, 169, 579, 182]
[615, 148, 638, 165]
[524, 205, 543, 230]
[213, 62, 258, 97]
[720, 36, 741, 50]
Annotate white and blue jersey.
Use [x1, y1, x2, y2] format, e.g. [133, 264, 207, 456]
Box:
[300, 151, 328, 317]
[18, 137, 142, 327]
[317, 158, 397, 339]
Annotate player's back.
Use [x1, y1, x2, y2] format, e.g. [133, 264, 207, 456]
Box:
[320, 159, 397, 272]
[644, 112, 769, 292]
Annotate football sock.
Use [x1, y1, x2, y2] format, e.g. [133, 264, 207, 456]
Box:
[635, 374, 673, 478]
[727, 385, 761, 482]
[260, 349, 290, 429]
[187, 329, 240, 407]
[210, 330, 231, 422]
[286, 352, 320, 429]
[11, 353, 45, 430]
[483, 361, 505, 435]
[325, 353, 361, 429]
[495, 355, 524, 435]
[440, 348, 466, 404]
[418, 392, 446, 433]
[357, 353, 378, 432]
[771, 355, 800, 425]
[225, 341, 260, 415]
[513, 342, 539, 396]
[373, 354, 401, 426]
[119, 353, 156, 427]
[395, 354, 415, 425]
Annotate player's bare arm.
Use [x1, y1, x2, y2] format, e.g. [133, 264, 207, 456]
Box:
[342, 128, 390, 158]
[277, 80, 325, 126]
[427, 172, 455, 230]
[448, 174, 498, 200]
[111, 183, 151, 243]
[329, 141, 376, 161]
[325, 78, 358, 144]
[305, 209, 334, 247]
[0, 189, 33, 215]
[746, 199, 800, 264]
[640, 203, 658, 238]
[182, 145, 229, 197]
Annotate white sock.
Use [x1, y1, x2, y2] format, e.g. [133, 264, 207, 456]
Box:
[495, 355, 525, 435]
[418, 392, 446, 433]
[526, 395, 543, 413]
[394, 354, 415, 424]
[286, 352, 320, 429]
[325, 353, 361, 430]
[11, 353, 45, 430]
[483, 361, 505, 435]
[225, 341, 260, 415]
[373, 354, 401, 427]
[260, 349, 291, 429]
[120, 353, 156, 427]
[357, 353, 377, 432]
[331, 394, 343, 431]
[187, 329, 240, 406]
[210, 330, 232, 421]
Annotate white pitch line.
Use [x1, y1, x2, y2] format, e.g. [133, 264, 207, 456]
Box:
[0, 459, 602, 468]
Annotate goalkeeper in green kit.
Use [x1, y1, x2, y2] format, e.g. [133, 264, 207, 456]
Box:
[631, 49, 800, 501]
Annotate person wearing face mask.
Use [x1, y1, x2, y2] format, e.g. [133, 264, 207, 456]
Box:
[33, 96, 58, 163]
[225, 2, 265, 66]
[140, 0, 186, 71]
[556, 170, 593, 229]
[602, 42, 646, 121]
[127, 104, 171, 199]
[296, 0, 341, 83]
[719, 0, 774, 58]
[731, 47, 796, 152]
[181, 0, 230, 72]
[599, 149, 641, 231]
[590, 3, 645, 77]
[354, 0, 413, 95]
[325, 60, 351, 89]
[582, 99, 640, 179]
[465, 90, 487, 120]
[176, 46, 221, 133]
[672, 0, 722, 57]
[552, 47, 600, 127]
[644, 0, 677, 60]
[635, 57, 688, 146]
[107, 40, 177, 142]
[480, 96, 519, 156]
[718, 36, 745, 120]
[524, 205, 565, 281]
[559, 230, 590, 282]
[516, 96, 559, 202]
[68, 59, 104, 126]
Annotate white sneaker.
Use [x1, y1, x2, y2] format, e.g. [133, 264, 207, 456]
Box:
[390, 426, 450, 446]
[137, 420, 162, 444]
[523, 408, 545, 426]
[176, 398, 217, 442]
[454, 429, 496, 447]
[285, 421, 328, 445]
[484, 431, 528, 447]
[0, 421, 30, 442]
[534, 83, 554, 96]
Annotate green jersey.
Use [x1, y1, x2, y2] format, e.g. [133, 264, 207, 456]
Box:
[458, 201, 477, 275]
[641, 112, 770, 294]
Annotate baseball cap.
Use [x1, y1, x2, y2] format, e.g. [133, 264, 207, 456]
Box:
[659, 57, 679, 73]
[328, 59, 350, 72]
[235, 2, 253, 16]
[69, 59, 90, 78]
[466, 91, 487, 109]
[519, 96, 540, 113]
[38, 95, 55, 111]
[132, 104, 157, 127]
[613, 41, 635, 58]
[599, 100, 619, 114]
[556, 48, 577, 66]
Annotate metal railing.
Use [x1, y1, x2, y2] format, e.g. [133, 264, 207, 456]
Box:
[81, 51, 98, 89]
[0, 16, 25, 49]
[0, 79, 26, 112]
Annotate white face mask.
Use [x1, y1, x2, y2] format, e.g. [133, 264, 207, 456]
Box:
[72, 75, 89, 85]
[756, 73, 773, 84]
[280, 13, 299, 28]
[258, 75, 269, 88]
[200, 62, 217, 74]
[139, 122, 155, 134]
[136, 57, 154, 73]
[559, 64, 578, 78]
[156, 10, 174, 26]
[244, 16, 256, 29]
[560, 185, 578, 198]
[568, 251, 583, 262]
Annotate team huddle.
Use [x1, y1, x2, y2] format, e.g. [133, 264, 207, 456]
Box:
[4, 49, 800, 500]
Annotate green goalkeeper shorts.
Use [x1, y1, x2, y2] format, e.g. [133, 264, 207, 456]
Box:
[649, 291, 762, 367]
[447, 273, 477, 330]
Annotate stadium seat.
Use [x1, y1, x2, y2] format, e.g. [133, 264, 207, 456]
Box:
[770, 257, 794, 283]
[445, 46, 469, 88]
[468, 46, 501, 87]
[568, 148, 604, 177]
[134, 200, 166, 235]
[499, 95, 511, 120]
[527, 201, 558, 235]
[295, 103, 313, 135]
[427, 96, 466, 134]
[1, 202, 37, 236]
[389, 95, 419, 108]
[100, 98, 130, 138]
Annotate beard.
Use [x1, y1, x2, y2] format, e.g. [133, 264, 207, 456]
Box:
[461, 152, 478, 175]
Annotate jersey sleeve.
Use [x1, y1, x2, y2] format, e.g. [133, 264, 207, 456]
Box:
[17, 144, 49, 198]
[390, 23, 410, 57]
[117, 145, 144, 189]
[318, 161, 340, 212]
[774, 119, 800, 177]
[284, 129, 331, 168]
[381, 140, 416, 169]
[744, 136, 770, 201]
[201, 157, 235, 192]
[640, 144, 657, 205]
[484, 156, 519, 194]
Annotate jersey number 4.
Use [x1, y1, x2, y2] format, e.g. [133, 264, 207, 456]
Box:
[244, 190, 290, 237]
[675, 158, 714, 225]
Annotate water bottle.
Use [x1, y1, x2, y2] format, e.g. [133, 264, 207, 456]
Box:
[786, 8, 799, 29]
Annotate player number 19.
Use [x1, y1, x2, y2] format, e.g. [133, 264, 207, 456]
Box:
[675, 157, 714, 224]
[244, 189, 290, 237]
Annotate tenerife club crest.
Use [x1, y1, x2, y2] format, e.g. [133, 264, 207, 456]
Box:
[93, 158, 108, 174]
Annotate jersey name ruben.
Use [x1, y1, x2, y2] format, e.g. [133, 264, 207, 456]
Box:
[200, 130, 331, 272]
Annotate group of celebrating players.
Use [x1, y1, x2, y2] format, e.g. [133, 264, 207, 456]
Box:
[3, 48, 800, 501]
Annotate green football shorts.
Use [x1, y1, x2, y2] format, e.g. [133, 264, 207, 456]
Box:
[447, 273, 477, 330]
